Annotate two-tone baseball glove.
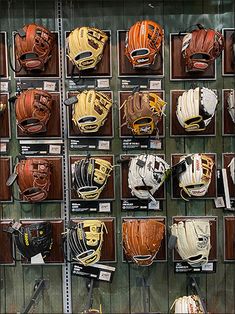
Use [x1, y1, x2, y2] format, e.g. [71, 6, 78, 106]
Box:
[121, 91, 166, 136]
[176, 87, 218, 132]
[12, 221, 53, 260]
[170, 295, 204, 313]
[227, 89, 235, 124]
[72, 90, 112, 133]
[128, 154, 170, 200]
[174, 153, 214, 201]
[170, 219, 211, 267]
[67, 27, 108, 71]
[72, 156, 113, 200]
[15, 89, 53, 134]
[122, 219, 165, 266]
[181, 26, 224, 72]
[15, 23, 55, 71]
[66, 220, 107, 266]
[125, 20, 163, 68]
[15, 158, 51, 202]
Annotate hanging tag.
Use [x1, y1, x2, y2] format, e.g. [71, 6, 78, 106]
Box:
[6, 172, 18, 186]
[64, 96, 77, 106]
[31, 253, 45, 264]
[168, 235, 177, 249]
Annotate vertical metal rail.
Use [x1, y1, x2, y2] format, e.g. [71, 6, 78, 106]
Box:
[55, 0, 72, 312]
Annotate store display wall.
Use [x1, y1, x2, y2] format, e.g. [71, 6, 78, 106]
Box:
[0, 0, 234, 313]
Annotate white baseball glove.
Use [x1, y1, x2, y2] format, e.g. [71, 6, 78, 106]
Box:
[170, 219, 211, 267]
[176, 87, 218, 132]
[176, 153, 214, 200]
[128, 154, 170, 200]
[227, 90, 235, 124]
[170, 295, 204, 313]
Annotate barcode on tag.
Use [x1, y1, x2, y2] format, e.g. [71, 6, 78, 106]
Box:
[0, 142, 7, 152]
[99, 271, 111, 281]
[43, 81, 56, 91]
[148, 200, 160, 210]
[149, 80, 161, 90]
[49, 145, 61, 154]
[98, 140, 110, 150]
[99, 203, 111, 212]
[0, 82, 9, 91]
[97, 79, 109, 88]
[201, 262, 213, 271]
[149, 139, 162, 149]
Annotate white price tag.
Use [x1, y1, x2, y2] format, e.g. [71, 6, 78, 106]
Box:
[43, 81, 56, 91]
[98, 140, 110, 150]
[31, 253, 45, 264]
[148, 200, 160, 210]
[149, 139, 162, 149]
[0, 81, 8, 92]
[214, 196, 225, 208]
[149, 80, 161, 90]
[99, 271, 111, 282]
[99, 202, 111, 212]
[49, 145, 61, 154]
[0, 142, 7, 152]
[201, 262, 213, 271]
[97, 79, 109, 88]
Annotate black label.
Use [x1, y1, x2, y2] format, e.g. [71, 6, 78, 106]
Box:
[70, 139, 111, 150]
[20, 144, 62, 155]
[72, 263, 115, 282]
[121, 78, 149, 90]
[16, 80, 59, 91]
[71, 201, 112, 213]
[122, 138, 162, 150]
[121, 199, 161, 211]
[174, 261, 216, 273]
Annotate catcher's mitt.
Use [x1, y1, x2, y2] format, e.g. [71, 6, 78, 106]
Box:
[66, 220, 107, 266]
[0, 102, 7, 116]
[72, 157, 113, 200]
[121, 91, 166, 136]
[175, 153, 214, 201]
[122, 219, 165, 266]
[181, 26, 224, 72]
[228, 157, 235, 185]
[227, 89, 235, 124]
[15, 89, 53, 134]
[67, 27, 108, 71]
[170, 295, 204, 313]
[72, 90, 112, 133]
[176, 87, 218, 132]
[15, 158, 51, 202]
[13, 221, 53, 259]
[128, 154, 170, 200]
[15, 23, 55, 71]
[125, 20, 163, 68]
[170, 219, 211, 267]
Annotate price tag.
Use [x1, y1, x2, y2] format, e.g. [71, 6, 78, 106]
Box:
[43, 81, 56, 91]
[97, 79, 109, 88]
[0, 142, 7, 152]
[148, 200, 160, 210]
[149, 80, 161, 90]
[149, 139, 162, 149]
[98, 140, 110, 150]
[201, 263, 213, 271]
[99, 202, 111, 212]
[99, 271, 111, 282]
[49, 145, 61, 154]
[31, 253, 45, 264]
[0, 81, 9, 91]
[214, 196, 225, 208]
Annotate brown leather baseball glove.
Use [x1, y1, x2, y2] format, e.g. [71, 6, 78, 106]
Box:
[16, 158, 51, 202]
[15, 89, 53, 134]
[121, 91, 166, 135]
[15, 23, 55, 71]
[122, 219, 165, 266]
[181, 26, 224, 72]
[125, 20, 163, 68]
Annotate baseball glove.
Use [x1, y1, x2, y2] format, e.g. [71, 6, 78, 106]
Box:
[121, 91, 166, 136]
[66, 220, 107, 266]
[82, 310, 101, 314]
[15, 23, 55, 71]
[72, 157, 113, 200]
[0, 102, 6, 116]
[227, 89, 235, 124]
[13, 221, 53, 259]
[181, 26, 224, 72]
[228, 157, 235, 185]
[176, 87, 218, 132]
[72, 90, 112, 133]
[15, 158, 51, 202]
[125, 20, 163, 68]
[67, 27, 108, 71]
[170, 295, 204, 313]
[122, 219, 165, 266]
[128, 154, 170, 200]
[175, 153, 214, 201]
[15, 89, 53, 134]
[170, 219, 211, 267]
